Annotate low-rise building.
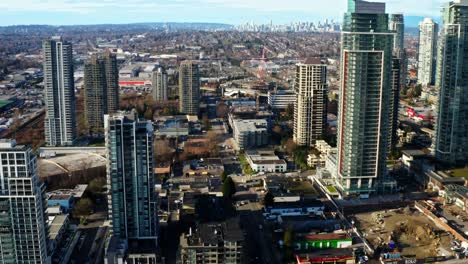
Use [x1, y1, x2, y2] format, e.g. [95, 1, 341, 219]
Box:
[426, 169, 468, 194]
[47, 194, 74, 212]
[246, 150, 287, 173]
[232, 119, 269, 149]
[264, 199, 324, 217]
[179, 218, 243, 264]
[49, 214, 70, 252]
[294, 233, 352, 251]
[268, 89, 296, 109]
[295, 248, 355, 264]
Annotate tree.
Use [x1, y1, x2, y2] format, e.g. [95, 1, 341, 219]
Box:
[220, 171, 228, 182]
[144, 107, 154, 121]
[284, 138, 297, 155]
[73, 198, 94, 218]
[202, 114, 211, 130]
[207, 131, 220, 157]
[88, 178, 106, 194]
[216, 101, 229, 118]
[285, 103, 294, 120]
[154, 139, 174, 163]
[263, 192, 275, 207]
[222, 177, 236, 199]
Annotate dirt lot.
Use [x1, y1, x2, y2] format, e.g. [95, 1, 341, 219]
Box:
[353, 207, 452, 258]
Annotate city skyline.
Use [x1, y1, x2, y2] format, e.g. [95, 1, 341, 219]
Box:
[0, 0, 446, 26]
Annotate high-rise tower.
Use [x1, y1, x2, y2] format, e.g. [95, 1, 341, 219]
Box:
[179, 61, 200, 115]
[293, 58, 328, 147]
[152, 66, 168, 101]
[105, 111, 157, 241]
[43, 36, 76, 146]
[84, 51, 120, 134]
[418, 18, 438, 85]
[389, 14, 406, 151]
[336, 0, 394, 195]
[0, 140, 49, 263]
[435, 0, 468, 166]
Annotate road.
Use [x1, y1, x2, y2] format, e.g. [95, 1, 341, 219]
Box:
[238, 201, 281, 264]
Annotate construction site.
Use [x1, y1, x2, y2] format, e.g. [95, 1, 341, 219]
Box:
[352, 207, 452, 258]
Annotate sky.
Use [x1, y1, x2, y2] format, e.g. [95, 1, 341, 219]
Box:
[0, 0, 446, 26]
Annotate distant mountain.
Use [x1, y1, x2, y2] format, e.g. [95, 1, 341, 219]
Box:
[0, 22, 234, 32]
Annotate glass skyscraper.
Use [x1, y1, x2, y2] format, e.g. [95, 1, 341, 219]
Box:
[105, 111, 158, 241]
[336, 0, 394, 195]
[0, 140, 49, 264]
[43, 36, 76, 146]
[435, 0, 468, 166]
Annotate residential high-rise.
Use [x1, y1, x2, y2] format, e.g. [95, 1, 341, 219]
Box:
[0, 139, 49, 263]
[105, 111, 157, 241]
[388, 14, 406, 152]
[390, 14, 404, 54]
[43, 36, 76, 146]
[152, 66, 168, 101]
[179, 61, 200, 115]
[435, 0, 468, 166]
[84, 51, 120, 134]
[418, 18, 438, 85]
[389, 57, 402, 152]
[293, 58, 328, 147]
[336, 0, 394, 195]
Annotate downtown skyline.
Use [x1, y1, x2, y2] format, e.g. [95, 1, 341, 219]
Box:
[0, 0, 446, 26]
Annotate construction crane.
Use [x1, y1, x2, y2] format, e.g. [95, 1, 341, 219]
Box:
[257, 46, 275, 82]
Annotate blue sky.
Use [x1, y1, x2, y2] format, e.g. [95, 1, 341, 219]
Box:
[0, 0, 445, 26]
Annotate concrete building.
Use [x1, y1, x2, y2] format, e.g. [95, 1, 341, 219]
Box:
[435, 0, 468, 166]
[418, 18, 438, 85]
[43, 36, 76, 146]
[179, 219, 243, 264]
[179, 61, 200, 115]
[105, 111, 158, 242]
[293, 58, 328, 147]
[231, 119, 268, 149]
[267, 89, 296, 110]
[84, 51, 119, 134]
[389, 14, 405, 55]
[336, 0, 394, 196]
[152, 66, 168, 101]
[0, 140, 50, 263]
[389, 56, 401, 152]
[245, 150, 287, 173]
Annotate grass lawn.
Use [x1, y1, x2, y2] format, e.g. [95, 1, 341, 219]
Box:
[326, 185, 338, 193]
[238, 153, 254, 175]
[447, 168, 468, 178]
[284, 179, 318, 197]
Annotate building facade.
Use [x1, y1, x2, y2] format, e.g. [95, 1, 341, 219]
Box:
[435, 0, 468, 166]
[0, 140, 49, 263]
[418, 18, 438, 85]
[179, 61, 200, 115]
[179, 219, 243, 264]
[389, 14, 405, 55]
[43, 36, 76, 146]
[389, 56, 401, 152]
[293, 59, 328, 147]
[336, 0, 394, 195]
[267, 89, 296, 110]
[152, 66, 168, 101]
[231, 119, 269, 149]
[84, 51, 119, 134]
[105, 111, 157, 241]
[389, 14, 405, 151]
